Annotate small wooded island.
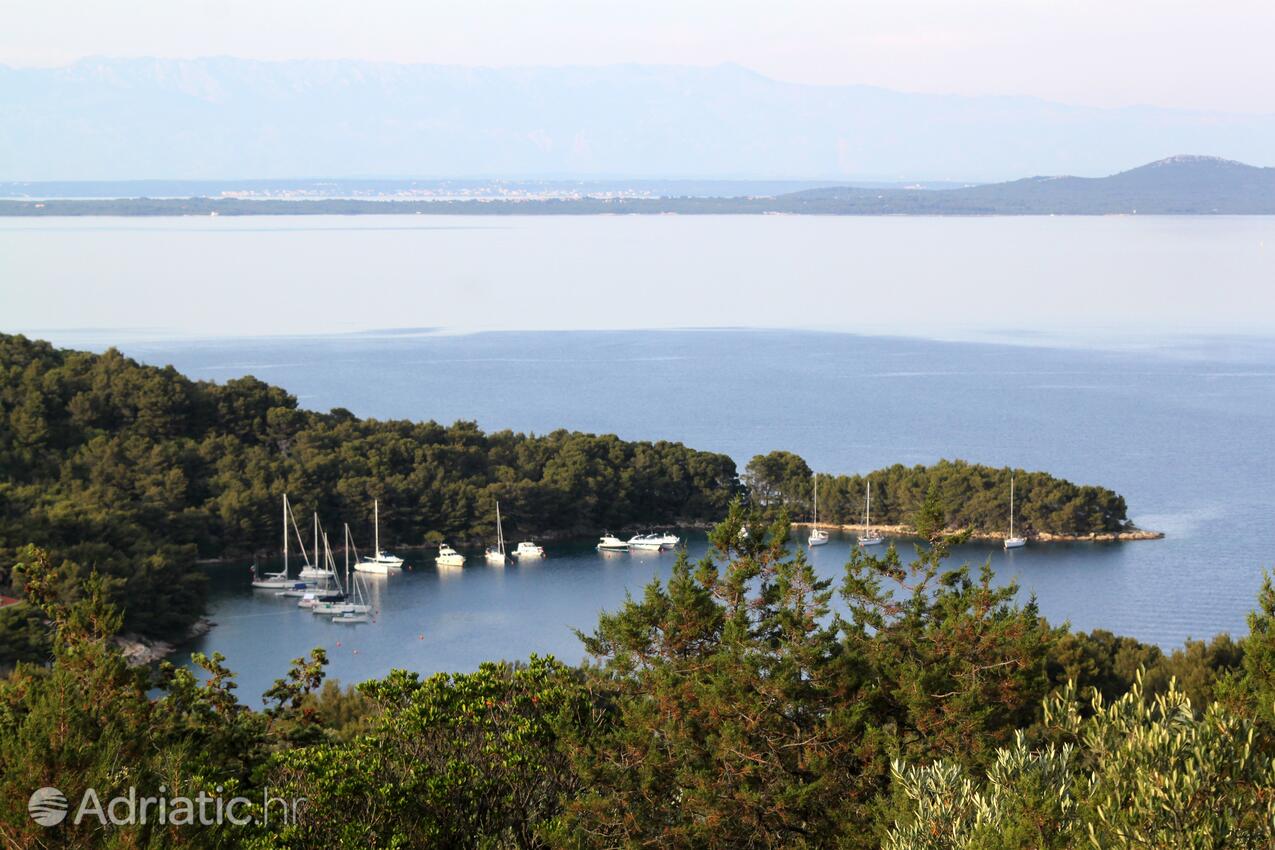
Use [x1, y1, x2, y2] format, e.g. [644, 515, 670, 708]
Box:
[0, 334, 1152, 664]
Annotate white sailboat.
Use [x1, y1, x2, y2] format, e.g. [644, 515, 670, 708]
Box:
[315, 524, 374, 615]
[355, 499, 405, 574]
[808, 476, 829, 547]
[858, 481, 884, 547]
[299, 512, 336, 580]
[252, 493, 300, 589]
[485, 501, 508, 564]
[1004, 474, 1027, 549]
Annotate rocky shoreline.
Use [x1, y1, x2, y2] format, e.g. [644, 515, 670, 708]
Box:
[794, 522, 1164, 543]
[114, 617, 215, 667]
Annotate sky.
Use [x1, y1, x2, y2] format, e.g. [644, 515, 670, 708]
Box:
[2, 0, 1274, 114]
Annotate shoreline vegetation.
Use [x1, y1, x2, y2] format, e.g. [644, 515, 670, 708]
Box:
[2, 333, 1140, 667]
[793, 520, 1164, 543]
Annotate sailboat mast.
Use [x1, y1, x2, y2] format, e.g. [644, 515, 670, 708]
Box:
[1009, 475, 1015, 538]
[283, 493, 289, 573]
[374, 499, 380, 556]
[496, 501, 504, 554]
[812, 476, 818, 526]
[313, 512, 319, 573]
[344, 523, 350, 590]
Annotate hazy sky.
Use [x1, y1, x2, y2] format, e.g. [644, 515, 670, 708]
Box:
[3, 0, 1273, 113]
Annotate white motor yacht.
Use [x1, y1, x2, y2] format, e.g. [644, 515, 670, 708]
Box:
[436, 543, 466, 567]
[512, 541, 546, 560]
[596, 534, 629, 552]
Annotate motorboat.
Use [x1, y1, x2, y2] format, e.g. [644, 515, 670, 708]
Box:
[808, 476, 829, 547]
[596, 534, 629, 552]
[628, 532, 679, 551]
[355, 499, 406, 574]
[485, 501, 508, 564]
[436, 543, 466, 567]
[512, 541, 546, 560]
[859, 481, 884, 547]
[1004, 474, 1027, 549]
[628, 533, 663, 551]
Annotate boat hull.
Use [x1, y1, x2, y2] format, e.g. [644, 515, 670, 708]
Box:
[1003, 537, 1027, 549]
[354, 561, 393, 575]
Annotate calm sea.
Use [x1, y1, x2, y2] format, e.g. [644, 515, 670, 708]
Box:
[6, 215, 1275, 699]
[101, 328, 1274, 698]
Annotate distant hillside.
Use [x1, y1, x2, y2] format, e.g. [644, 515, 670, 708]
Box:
[2, 156, 1271, 215]
[3, 58, 1275, 181]
[777, 156, 1275, 214]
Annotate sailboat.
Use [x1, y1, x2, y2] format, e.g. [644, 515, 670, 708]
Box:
[1004, 474, 1027, 549]
[858, 481, 884, 546]
[354, 499, 405, 574]
[314, 524, 374, 615]
[255, 494, 321, 590]
[807, 475, 829, 547]
[299, 513, 336, 580]
[252, 494, 297, 589]
[485, 501, 508, 564]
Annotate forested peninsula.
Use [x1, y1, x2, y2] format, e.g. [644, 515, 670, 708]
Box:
[2, 334, 1138, 662]
[3, 333, 1274, 848]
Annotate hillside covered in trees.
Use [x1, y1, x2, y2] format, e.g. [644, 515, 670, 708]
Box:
[0, 334, 738, 649]
[1, 335, 1138, 663]
[745, 451, 1132, 536]
[1, 515, 1272, 848]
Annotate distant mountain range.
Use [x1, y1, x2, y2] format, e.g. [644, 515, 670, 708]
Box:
[2, 156, 1272, 215]
[2, 58, 1275, 182]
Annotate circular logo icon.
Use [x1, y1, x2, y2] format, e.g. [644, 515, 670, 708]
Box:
[28, 787, 68, 826]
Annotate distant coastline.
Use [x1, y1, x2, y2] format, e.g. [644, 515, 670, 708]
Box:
[3, 156, 1274, 216]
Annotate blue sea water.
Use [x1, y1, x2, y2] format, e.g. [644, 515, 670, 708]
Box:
[96, 328, 1275, 699]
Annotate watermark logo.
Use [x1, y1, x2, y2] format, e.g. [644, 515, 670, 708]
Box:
[28, 787, 69, 826]
[27, 785, 304, 828]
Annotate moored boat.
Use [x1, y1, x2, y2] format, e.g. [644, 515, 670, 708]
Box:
[512, 540, 546, 560]
[596, 533, 629, 552]
[355, 499, 406, 574]
[1004, 474, 1027, 549]
[436, 543, 466, 567]
[485, 501, 508, 564]
[858, 481, 884, 547]
[808, 475, 829, 547]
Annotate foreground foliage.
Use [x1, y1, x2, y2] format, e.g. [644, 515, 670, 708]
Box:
[1, 534, 1272, 848]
